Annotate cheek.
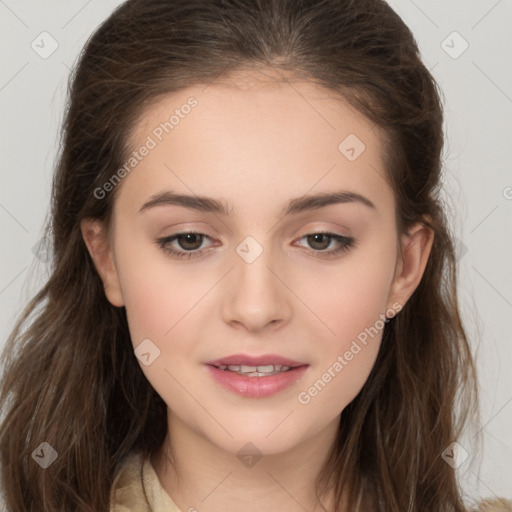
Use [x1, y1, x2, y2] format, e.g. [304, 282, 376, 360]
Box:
[303, 245, 396, 346]
[116, 240, 210, 345]
[116, 248, 213, 406]
[113, 235, 234, 396]
[295, 246, 396, 408]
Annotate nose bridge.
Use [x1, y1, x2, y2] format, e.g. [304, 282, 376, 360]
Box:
[222, 234, 291, 330]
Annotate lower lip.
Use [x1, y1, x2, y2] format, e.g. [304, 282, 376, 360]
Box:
[204, 364, 309, 398]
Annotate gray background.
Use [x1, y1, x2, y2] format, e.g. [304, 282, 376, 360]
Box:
[1, 0, 511, 502]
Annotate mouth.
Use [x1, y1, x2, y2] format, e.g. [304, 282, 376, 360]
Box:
[204, 357, 309, 398]
[204, 353, 308, 377]
[211, 363, 297, 377]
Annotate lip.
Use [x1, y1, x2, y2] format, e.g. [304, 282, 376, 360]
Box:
[204, 364, 309, 398]
[204, 353, 307, 368]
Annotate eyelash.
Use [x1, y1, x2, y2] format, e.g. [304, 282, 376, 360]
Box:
[155, 231, 356, 260]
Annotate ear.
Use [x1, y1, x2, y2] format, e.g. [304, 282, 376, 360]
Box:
[80, 218, 124, 307]
[387, 222, 434, 310]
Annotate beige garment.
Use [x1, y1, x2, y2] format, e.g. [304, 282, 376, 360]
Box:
[110, 451, 512, 512]
[110, 451, 182, 512]
[475, 500, 512, 512]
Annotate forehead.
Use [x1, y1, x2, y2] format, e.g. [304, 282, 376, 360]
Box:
[119, 67, 393, 214]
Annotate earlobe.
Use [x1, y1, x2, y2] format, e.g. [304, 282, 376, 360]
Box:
[80, 218, 125, 307]
[388, 223, 434, 310]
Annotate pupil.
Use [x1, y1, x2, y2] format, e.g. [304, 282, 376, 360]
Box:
[308, 233, 329, 250]
[179, 233, 201, 250]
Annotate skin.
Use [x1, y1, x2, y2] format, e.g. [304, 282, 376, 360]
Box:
[82, 68, 433, 511]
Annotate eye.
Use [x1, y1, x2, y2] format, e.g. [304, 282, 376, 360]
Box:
[156, 231, 214, 260]
[156, 230, 356, 260]
[294, 232, 356, 258]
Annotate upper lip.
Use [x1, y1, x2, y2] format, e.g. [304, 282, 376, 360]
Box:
[205, 353, 308, 368]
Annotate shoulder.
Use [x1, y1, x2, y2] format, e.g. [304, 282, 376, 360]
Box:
[468, 498, 512, 512]
[110, 451, 182, 512]
[110, 452, 147, 512]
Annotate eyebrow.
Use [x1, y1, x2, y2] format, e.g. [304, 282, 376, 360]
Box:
[139, 190, 376, 216]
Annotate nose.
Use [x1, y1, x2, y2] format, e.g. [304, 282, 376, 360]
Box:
[221, 243, 292, 333]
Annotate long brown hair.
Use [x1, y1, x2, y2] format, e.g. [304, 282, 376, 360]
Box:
[0, 0, 479, 510]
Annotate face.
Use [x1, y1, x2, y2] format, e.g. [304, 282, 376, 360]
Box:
[83, 68, 431, 458]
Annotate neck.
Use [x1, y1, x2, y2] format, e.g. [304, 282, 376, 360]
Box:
[151, 411, 343, 512]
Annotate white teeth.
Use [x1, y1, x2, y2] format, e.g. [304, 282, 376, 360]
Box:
[240, 365, 257, 372]
[217, 363, 292, 376]
[256, 365, 276, 372]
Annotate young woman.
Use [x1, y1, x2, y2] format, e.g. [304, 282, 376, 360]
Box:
[1, 0, 510, 510]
